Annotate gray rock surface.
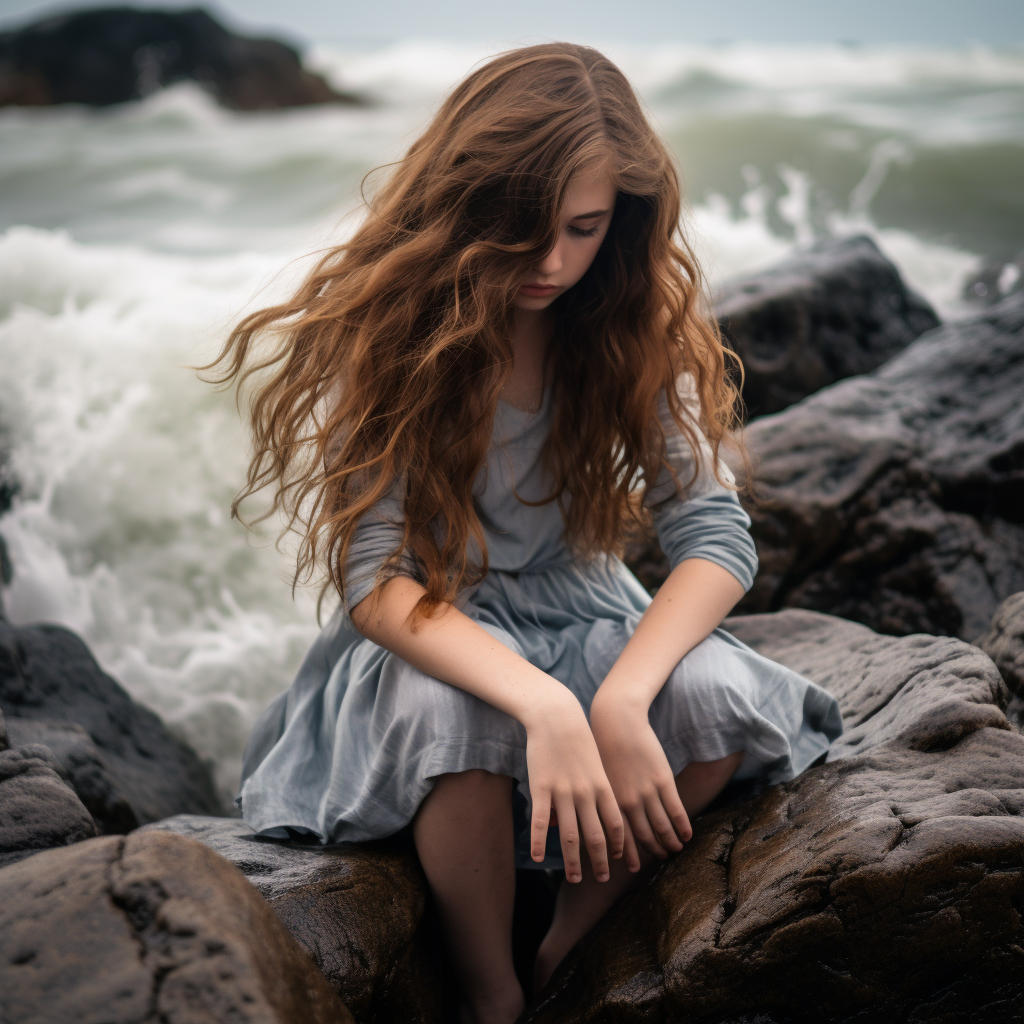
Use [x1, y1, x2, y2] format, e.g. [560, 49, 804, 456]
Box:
[976, 591, 1024, 697]
[0, 621, 224, 827]
[716, 235, 938, 417]
[0, 743, 96, 868]
[0, 829, 353, 1023]
[523, 610, 1024, 1023]
[138, 815, 441, 1023]
[4, 717, 139, 834]
[737, 291, 1024, 639]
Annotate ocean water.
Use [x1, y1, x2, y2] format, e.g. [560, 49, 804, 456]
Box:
[0, 40, 1021, 803]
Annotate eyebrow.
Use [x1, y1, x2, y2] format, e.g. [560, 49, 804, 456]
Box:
[569, 208, 610, 220]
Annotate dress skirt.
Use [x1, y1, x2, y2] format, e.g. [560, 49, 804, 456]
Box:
[239, 554, 843, 870]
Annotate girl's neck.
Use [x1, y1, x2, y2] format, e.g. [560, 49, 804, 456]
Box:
[503, 307, 553, 413]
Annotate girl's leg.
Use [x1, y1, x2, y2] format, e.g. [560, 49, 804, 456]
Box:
[534, 751, 745, 991]
[413, 769, 524, 1024]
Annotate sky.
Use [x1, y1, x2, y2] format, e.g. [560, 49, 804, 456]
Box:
[1, 0, 1023, 46]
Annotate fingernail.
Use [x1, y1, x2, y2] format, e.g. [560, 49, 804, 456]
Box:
[598, 873, 609, 882]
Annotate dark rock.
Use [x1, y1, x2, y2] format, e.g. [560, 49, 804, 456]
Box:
[5, 717, 138, 834]
[734, 291, 1024, 639]
[0, 705, 7, 750]
[0, 829, 354, 1022]
[0, 620, 224, 825]
[716, 235, 939, 418]
[0, 6, 365, 110]
[976, 591, 1024, 696]
[138, 815, 443, 1023]
[524, 610, 1024, 1023]
[0, 744, 96, 868]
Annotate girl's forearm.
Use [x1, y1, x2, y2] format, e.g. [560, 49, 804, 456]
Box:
[594, 558, 745, 714]
[350, 575, 574, 728]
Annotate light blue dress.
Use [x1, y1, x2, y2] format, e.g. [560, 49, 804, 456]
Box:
[238, 383, 842, 868]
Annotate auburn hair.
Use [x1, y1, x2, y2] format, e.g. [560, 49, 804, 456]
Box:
[208, 42, 743, 616]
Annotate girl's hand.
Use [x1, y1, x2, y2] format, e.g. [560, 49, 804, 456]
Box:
[589, 693, 692, 871]
[523, 688, 625, 884]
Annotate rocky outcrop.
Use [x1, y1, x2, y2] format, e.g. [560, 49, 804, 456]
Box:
[523, 609, 1024, 1023]
[138, 816, 443, 1023]
[0, 742, 97, 868]
[737, 292, 1024, 640]
[976, 591, 1024, 695]
[716, 235, 939, 418]
[0, 6, 365, 110]
[0, 829, 353, 1023]
[0, 621, 224, 830]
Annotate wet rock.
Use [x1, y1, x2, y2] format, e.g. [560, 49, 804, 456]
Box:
[976, 591, 1024, 696]
[0, 829, 353, 1023]
[717, 235, 939, 418]
[524, 609, 1024, 1023]
[0, 7, 365, 110]
[0, 621, 224, 825]
[138, 815, 443, 1023]
[736, 291, 1024, 639]
[0, 744, 96, 868]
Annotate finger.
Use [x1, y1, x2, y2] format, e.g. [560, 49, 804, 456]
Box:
[578, 801, 610, 882]
[621, 816, 643, 873]
[658, 781, 693, 843]
[596, 788, 625, 861]
[555, 796, 583, 883]
[530, 789, 551, 863]
[643, 793, 684, 853]
[625, 802, 668, 860]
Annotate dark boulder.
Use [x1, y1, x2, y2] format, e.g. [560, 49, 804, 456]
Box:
[138, 815, 443, 1023]
[735, 291, 1024, 639]
[523, 610, 1024, 1023]
[0, 620, 224, 827]
[0, 6, 365, 110]
[0, 829, 353, 1023]
[0, 743, 96, 868]
[4, 717, 139, 834]
[716, 234, 939, 418]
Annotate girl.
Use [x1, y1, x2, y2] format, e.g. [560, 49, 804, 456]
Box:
[217, 43, 842, 1024]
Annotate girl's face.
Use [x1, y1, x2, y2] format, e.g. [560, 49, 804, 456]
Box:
[515, 163, 617, 312]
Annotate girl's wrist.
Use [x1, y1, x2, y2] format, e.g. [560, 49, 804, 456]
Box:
[591, 680, 652, 722]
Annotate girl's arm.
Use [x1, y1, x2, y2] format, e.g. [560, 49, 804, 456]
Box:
[351, 576, 624, 883]
[589, 557, 745, 866]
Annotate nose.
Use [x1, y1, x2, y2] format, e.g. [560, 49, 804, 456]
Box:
[535, 239, 563, 277]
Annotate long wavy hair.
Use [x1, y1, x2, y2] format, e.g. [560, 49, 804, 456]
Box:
[208, 42, 743, 616]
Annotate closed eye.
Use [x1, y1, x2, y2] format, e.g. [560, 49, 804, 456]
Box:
[568, 224, 601, 237]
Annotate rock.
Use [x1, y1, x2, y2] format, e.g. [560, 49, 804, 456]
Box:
[0, 744, 96, 869]
[734, 291, 1024, 640]
[5, 717, 138, 834]
[716, 235, 939, 418]
[0, 621, 224, 826]
[0, 6, 365, 110]
[138, 815, 444, 1023]
[0, 705, 7, 749]
[976, 591, 1024, 696]
[524, 610, 1024, 1023]
[0, 829, 353, 1023]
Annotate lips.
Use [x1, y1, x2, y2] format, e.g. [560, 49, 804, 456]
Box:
[519, 283, 559, 297]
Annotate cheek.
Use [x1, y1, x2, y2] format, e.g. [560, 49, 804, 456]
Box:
[569, 238, 605, 282]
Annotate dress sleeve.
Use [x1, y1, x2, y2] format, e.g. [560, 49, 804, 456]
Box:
[342, 478, 420, 610]
[644, 377, 758, 592]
